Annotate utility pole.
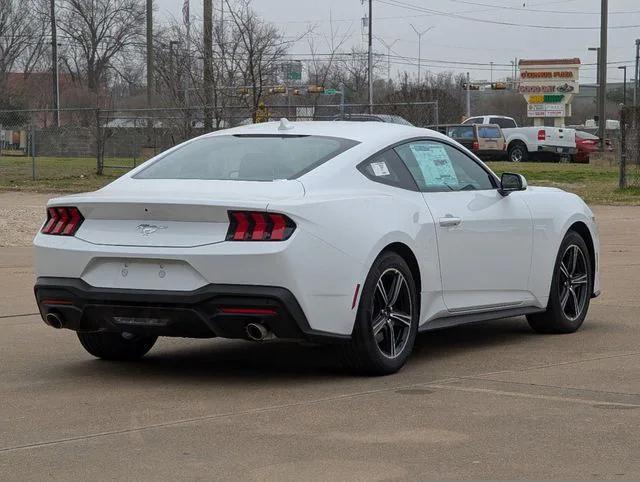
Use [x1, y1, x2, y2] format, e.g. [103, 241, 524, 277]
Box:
[368, 0, 373, 113]
[410, 24, 433, 85]
[146, 0, 154, 110]
[598, 0, 608, 149]
[203, 0, 213, 130]
[50, 0, 59, 127]
[490, 62, 494, 84]
[466, 72, 471, 118]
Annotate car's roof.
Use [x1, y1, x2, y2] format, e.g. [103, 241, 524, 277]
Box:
[207, 120, 447, 145]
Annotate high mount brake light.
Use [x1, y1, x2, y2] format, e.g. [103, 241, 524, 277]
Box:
[41, 207, 84, 236]
[226, 211, 295, 241]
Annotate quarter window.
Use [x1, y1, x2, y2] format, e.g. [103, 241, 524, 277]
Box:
[395, 141, 495, 193]
[358, 149, 418, 190]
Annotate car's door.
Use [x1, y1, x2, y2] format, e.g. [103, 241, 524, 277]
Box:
[394, 139, 533, 313]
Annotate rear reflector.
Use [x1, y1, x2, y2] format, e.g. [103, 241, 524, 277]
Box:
[219, 307, 277, 316]
[41, 207, 84, 236]
[227, 211, 295, 241]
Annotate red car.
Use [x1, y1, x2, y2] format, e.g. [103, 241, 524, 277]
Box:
[573, 131, 613, 163]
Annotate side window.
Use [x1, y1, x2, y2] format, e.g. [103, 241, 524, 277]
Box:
[478, 126, 502, 138]
[394, 141, 495, 193]
[358, 149, 418, 191]
[490, 117, 517, 129]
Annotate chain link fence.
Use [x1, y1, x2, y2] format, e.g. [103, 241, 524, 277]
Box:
[0, 101, 438, 185]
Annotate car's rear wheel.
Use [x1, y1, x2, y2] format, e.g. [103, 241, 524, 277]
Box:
[342, 251, 418, 375]
[77, 332, 157, 360]
[508, 142, 528, 162]
[527, 231, 593, 334]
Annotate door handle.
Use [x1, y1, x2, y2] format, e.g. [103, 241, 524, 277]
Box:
[439, 215, 462, 227]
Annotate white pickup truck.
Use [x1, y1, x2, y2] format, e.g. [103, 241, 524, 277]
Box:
[462, 115, 576, 163]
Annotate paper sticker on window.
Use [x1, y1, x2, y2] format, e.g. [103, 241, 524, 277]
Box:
[409, 143, 458, 187]
[370, 161, 391, 177]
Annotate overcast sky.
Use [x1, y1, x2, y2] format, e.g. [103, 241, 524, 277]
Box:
[156, 0, 640, 85]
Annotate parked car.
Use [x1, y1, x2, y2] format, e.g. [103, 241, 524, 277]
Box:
[33, 120, 599, 375]
[573, 131, 600, 163]
[333, 113, 413, 126]
[430, 123, 506, 160]
[463, 115, 576, 163]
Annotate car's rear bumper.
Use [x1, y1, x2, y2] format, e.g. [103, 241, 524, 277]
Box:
[34, 277, 349, 343]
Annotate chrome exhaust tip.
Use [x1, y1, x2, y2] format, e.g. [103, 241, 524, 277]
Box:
[245, 323, 273, 341]
[44, 312, 64, 329]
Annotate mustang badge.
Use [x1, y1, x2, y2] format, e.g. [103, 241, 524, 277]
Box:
[136, 224, 168, 236]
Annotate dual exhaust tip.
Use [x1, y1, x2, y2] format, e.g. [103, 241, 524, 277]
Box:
[45, 313, 274, 341]
[245, 322, 274, 342]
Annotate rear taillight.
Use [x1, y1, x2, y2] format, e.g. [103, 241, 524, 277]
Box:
[472, 141, 479, 151]
[538, 129, 546, 141]
[41, 207, 84, 236]
[226, 211, 295, 241]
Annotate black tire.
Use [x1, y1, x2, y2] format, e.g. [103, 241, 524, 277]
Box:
[77, 332, 157, 360]
[342, 251, 419, 375]
[527, 231, 593, 334]
[508, 142, 528, 163]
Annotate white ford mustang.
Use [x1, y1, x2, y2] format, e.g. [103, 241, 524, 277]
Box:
[34, 120, 600, 375]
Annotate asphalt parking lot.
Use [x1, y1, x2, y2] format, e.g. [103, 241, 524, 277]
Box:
[1, 192, 639, 480]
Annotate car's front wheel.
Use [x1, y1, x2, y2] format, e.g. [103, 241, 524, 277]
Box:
[342, 251, 418, 375]
[527, 231, 593, 334]
[77, 332, 157, 360]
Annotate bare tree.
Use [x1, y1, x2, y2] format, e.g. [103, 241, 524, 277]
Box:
[226, 0, 291, 120]
[58, 0, 145, 92]
[0, 0, 48, 102]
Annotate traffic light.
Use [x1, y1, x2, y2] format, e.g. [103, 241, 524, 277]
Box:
[307, 85, 325, 94]
[491, 82, 508, 90]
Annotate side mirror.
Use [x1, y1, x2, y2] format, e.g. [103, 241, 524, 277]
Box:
[499, 172, 527, 196]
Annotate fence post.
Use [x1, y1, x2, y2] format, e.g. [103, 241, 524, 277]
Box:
[95, 108, 103, 175]
[619, 105, 626, 189]
[30, 120, 36, 181]
[434, 101, 439, 127]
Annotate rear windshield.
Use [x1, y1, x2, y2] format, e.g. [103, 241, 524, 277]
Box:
[447, 126, 475, 140]
[135, 135, 359, 181]
[478, 126, 502, 139]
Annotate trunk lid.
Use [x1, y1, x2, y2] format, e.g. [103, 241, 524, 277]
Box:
[52, 179, 304, 247]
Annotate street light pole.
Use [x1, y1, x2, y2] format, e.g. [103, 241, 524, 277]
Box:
[618, 65, 627, 105]
[409, 24, 433, 85]
[50, 0, 59, 127]
[466, 72, 471, 118]
[588, 47, 600, 122]
[376, 37, 399, 81]
[368, 0, 373, 113]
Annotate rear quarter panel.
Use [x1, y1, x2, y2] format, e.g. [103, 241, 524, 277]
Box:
[269, 166, 445, 328]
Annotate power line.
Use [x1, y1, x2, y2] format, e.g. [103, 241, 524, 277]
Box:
[375, 0, 640, 30]
[448, 0, 640, 15]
